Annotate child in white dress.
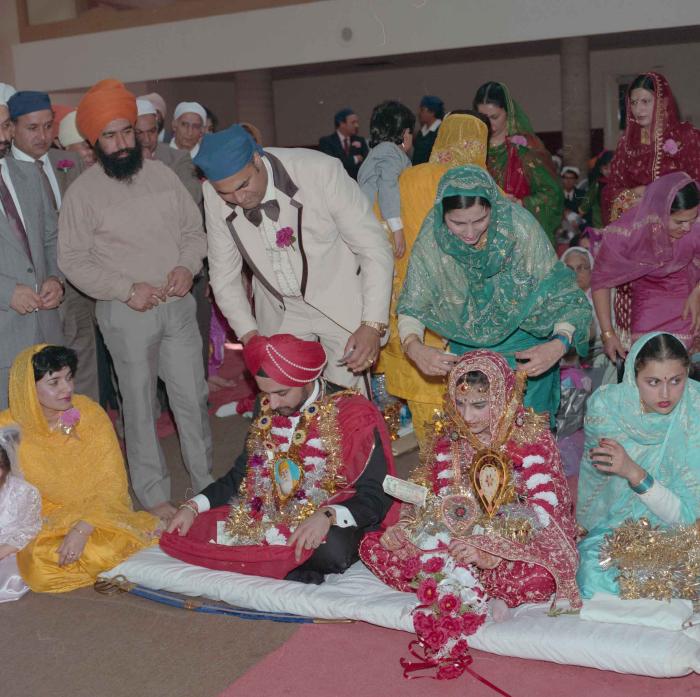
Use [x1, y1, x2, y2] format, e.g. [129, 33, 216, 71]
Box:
[0, 426, 41, 602]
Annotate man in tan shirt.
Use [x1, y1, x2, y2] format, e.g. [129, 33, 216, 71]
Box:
[58, 79, 212, 518]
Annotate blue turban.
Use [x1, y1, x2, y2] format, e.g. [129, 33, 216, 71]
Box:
[419, 95, 444, 118]
[334, 108, 354, 127]
[193, 124, 264, 182]
[8, 91, 52, 120]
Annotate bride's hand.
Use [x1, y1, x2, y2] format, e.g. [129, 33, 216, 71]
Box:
[380, 524, 409, 551]
[449, 539, 501, 569]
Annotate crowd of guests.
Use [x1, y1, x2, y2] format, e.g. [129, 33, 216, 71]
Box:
[0, 71, 699, 676]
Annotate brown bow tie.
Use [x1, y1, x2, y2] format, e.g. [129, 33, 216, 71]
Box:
[244, 199, 280, 227]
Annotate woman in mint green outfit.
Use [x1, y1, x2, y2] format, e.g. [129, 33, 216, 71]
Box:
[397, 165, 590, 423]
[577, 332, 700, 598]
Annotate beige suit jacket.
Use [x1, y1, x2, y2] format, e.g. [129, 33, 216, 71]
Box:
[204, 148, 393, 339]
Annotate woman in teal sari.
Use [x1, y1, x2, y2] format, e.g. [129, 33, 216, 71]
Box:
[397, 165, 590, 422]
[577, 332, 700, 598]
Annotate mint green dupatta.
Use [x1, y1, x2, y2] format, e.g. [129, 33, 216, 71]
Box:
[397, 165, 590, 419]
[576, 332, 700, 597]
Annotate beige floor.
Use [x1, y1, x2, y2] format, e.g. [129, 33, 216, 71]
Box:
[3, 411, 419, 697]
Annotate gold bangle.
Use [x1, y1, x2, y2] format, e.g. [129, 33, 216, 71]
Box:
[179, 501, 199, 517]
[601, 329, 616, 342]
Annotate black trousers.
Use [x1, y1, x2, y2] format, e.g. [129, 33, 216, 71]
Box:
[284, 526, 364, 585]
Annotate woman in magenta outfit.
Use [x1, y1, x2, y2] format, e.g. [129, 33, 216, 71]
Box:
[591, 173, 700, 361]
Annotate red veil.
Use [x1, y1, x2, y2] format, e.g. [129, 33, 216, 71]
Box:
[603, 72, 700, 223]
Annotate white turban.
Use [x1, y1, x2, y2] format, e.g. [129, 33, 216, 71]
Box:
[136, 98, 157, 117]
[58, 110, 84, 147]
[0, 83, 16, 107]
[173, 101, 206, 124]
[561, 166, 581, 178]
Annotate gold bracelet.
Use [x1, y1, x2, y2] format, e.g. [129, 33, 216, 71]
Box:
[179, 501, 199, 517]
[601, 329, 616, 342]
[361, 320, 388, 338]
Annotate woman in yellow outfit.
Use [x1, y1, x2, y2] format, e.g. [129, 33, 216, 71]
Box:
[377, 111, 490, 446]
[0, 344, 159, 593]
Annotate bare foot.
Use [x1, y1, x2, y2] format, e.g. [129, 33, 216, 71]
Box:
[148, 501, 178, 523]
[489, 597, 510, 623]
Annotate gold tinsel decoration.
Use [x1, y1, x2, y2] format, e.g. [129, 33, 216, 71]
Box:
[599, 517, 700, 603]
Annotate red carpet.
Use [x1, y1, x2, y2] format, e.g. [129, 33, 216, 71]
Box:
[222, 621, 699, 697]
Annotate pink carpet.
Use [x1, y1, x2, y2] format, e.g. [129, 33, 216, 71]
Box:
[222, 621, 699, 697]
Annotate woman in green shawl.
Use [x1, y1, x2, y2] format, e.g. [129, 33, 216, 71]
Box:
[473, 81, 564, 245]
[577, 332, 700, 598]
[397, 165, 590, 421]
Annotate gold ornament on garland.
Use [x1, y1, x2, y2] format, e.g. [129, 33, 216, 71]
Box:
[599, 517, 700, 604]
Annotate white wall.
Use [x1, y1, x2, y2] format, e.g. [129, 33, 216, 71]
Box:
[11, 0, 700, 91]
[274, 40, 700, 147]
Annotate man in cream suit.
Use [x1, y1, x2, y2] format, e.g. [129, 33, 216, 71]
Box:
[0, 96, 63, 408]
[195, 124, 393, 389]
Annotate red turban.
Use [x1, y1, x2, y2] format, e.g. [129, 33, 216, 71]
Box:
[76, 78, 137, 145]
[243, 334, 327, 386]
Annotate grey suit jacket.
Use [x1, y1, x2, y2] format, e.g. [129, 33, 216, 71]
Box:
[0, 158, 63, 369]
[9, 148, 84, 206]
[154, 143, 203, 207]
[47, 148, 84, 201]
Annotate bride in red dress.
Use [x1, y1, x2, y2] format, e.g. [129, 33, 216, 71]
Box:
[361, 350, 580, 611]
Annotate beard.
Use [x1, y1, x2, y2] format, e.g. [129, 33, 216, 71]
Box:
[94, 141, 143, 182]
[0, 139, 10, 158]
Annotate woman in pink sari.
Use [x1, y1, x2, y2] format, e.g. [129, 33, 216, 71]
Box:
[592, 173, 700, 361]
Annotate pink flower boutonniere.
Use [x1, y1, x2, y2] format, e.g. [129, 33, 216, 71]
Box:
[56, 159, 75, 173]
[663, 138, 679, 156]
[509, 134, 528, 147]
[275, 226, 296, 251]
[54, 407, 81, 438]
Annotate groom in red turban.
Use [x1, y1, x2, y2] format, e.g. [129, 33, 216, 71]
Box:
[164, 333, 399, 584]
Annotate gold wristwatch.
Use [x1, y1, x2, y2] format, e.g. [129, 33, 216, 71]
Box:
[361, 320, 388, 338]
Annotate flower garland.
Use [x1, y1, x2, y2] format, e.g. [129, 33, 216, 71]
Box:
[225, 390, 350, 545]
[402, 546, 488, 680]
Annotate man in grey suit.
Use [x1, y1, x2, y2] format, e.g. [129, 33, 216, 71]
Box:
[7, 91, 98, 403]
[0, 98, 64, 409]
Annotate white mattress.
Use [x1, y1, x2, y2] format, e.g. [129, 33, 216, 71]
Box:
[101, 547, 700, 678]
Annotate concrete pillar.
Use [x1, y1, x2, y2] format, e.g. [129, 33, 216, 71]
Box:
[234, 69, 277, 146]
[560, 36, 591, 174]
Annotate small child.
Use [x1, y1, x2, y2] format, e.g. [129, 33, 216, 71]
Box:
[358, 100, 415, 258]
[0, 426, 41, 602]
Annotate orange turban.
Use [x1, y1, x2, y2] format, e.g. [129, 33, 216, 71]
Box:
[243, 334, 327, 386]
[76, 79, 137, 145]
